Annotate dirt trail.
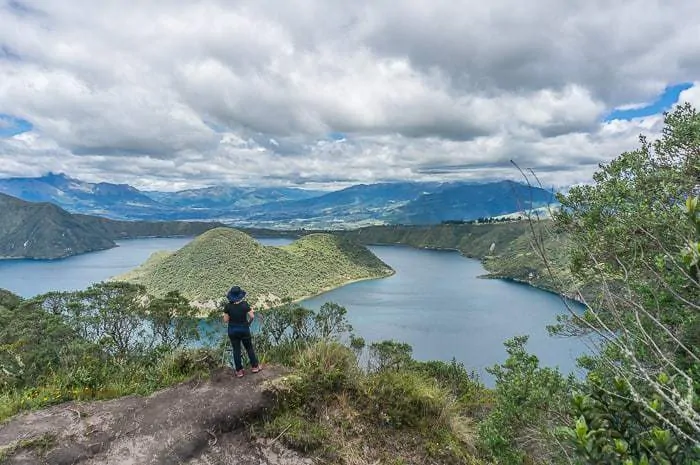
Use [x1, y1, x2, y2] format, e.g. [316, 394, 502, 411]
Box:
[0, 366, 312, 465]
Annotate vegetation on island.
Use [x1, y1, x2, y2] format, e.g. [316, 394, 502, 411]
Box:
[1, 104, 698, 464]
[114, 227, 394, 308]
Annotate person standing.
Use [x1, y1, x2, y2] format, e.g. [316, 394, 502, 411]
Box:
[222, 286, 261, 377]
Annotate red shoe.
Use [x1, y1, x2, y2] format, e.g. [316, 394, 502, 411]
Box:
[235, 369, 245, 378]
[251, 365, 262, 373]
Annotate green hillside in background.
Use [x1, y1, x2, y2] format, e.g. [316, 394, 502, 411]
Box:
[337, 219, 583, 300]
[114, 227, 394, 308]
[0, 193, 116, 259]
[0, 192, 224, 259]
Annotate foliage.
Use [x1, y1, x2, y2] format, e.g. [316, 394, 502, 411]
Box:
[146, 291, 200, 352]
[554, 102, 699, 305]
[78, 282, 151, 357]
[367, 340, 414, 372]
[0, 282, 210, 422]
[250, 301, 485, 464]
[262, 339, 485, 464]
[551, 104, 700, 463]
[115, 227, 393, 308]
[0, 301, 82, 391]
[563, 375, 700, 464]
[0, 289, 21, 310]
[313, 302, 353, 339]
[413, 358, 492, 417]
[477, 336, 576, 464]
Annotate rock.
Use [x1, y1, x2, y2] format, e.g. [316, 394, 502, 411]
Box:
[0, 366, 310, 465]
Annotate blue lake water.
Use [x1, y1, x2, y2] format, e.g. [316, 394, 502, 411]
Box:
[0, 236, 589, 385]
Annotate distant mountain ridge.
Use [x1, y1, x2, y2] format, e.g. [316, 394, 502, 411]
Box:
[0, 173, 324, 220]
[0, 173, 558, 227]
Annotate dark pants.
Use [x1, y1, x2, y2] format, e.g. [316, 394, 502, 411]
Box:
[228, 331, 259, 371]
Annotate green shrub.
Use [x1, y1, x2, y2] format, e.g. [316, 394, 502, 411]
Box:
[561, 375, 700, 465]
[477, 336, 575, 464]
[262, 411, 331, 453]
[367, 340, 413, 372]
[364, 370, 454, 429]
[294, 341, 359, 395]
[412, 358, 492, 417]
[0, 289, 21, 310]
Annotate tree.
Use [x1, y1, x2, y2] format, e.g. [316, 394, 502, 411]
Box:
[478, 336, 575, 464]
[313, 302, 352, 340]
[146, 291, 200, 351]
[78, 282, 149, 357]
[552, 103, 700, 462]
[0, 289, 22, 310]
[368, 340, 413, 372]
[0, 302, 80, 389]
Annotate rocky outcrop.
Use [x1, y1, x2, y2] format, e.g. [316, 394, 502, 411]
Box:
[0, 367, 311, 465]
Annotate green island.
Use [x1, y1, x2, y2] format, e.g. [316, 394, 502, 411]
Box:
[112, 227, 395, 310]
[1, 105, 699, 464]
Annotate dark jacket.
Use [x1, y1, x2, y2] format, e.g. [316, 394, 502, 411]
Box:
[223, 300, 252, 334]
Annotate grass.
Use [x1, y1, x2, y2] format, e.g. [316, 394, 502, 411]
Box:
[0, 348, 220, 423]
[257, 341, 489, 465]
[114, 227, 394, 309]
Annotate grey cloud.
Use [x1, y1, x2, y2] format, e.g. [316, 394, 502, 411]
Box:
[0, 0, 697, 190]
[358, 0, 700, 106]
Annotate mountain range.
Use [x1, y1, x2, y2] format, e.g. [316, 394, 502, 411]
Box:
[0, 173, 558, 228]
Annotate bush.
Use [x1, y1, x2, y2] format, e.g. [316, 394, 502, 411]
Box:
[263, 411, 331, 453]
[0, 289, 22, 310]
[294, 341, 359, 394]
[477, 336, 575, 464]
[412, 358, 491, 417]
[363, 370, 455, 429]
[367, 340, 413, 372]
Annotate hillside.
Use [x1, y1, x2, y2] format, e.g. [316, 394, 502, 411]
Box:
[145, 185, 323, 209]
[0, 193, 116, 259]
[0, 193, 223, 259]
[114, 227, 394, 307]
[389, 180, 556, 224]
[0, 172, 167, 220]
[225, 180, 558, 228]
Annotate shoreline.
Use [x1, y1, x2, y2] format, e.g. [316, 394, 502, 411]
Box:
[0, 245, 116, 261]
[292, 269, 396, 305]
[478, 273, 586, 305]
[364, 241, 583, 305]
[191, 269, 396, 317]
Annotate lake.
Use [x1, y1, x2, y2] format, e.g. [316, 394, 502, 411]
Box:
[0, 237, 588, 385]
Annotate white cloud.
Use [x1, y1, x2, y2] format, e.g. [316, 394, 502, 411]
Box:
[678, 82, 700, 108]
[0, 0, 698, 190]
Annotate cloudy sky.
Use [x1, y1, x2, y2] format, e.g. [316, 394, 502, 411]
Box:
[0, 0, 699, 191]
